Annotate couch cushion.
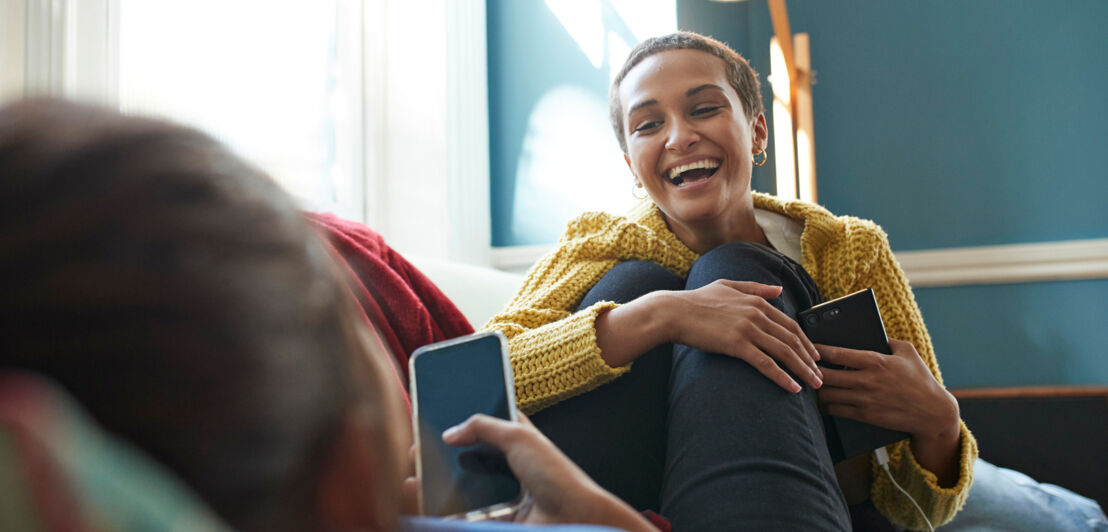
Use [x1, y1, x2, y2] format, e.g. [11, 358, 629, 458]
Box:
[408, 257, 524, 329]
[954, 387, 1108, 509]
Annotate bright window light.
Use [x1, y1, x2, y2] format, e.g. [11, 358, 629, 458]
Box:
[511, 0, 676, 244]
[769, 36, 797, 200]
[117, 0, 363, 218]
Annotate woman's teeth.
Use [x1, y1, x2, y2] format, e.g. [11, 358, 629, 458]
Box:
[667, 159, 720, 186]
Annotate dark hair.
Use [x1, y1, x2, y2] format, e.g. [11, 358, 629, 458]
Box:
[609, 31, 765, 154]
[0, 100, 371, 530]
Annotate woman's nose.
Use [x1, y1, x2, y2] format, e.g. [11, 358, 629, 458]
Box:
[665, 118, 699, 153]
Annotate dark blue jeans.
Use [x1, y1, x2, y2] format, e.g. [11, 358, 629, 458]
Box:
[531, 242, 851, 531]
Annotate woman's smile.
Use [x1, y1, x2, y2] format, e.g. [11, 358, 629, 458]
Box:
[664, 157, 720, 187]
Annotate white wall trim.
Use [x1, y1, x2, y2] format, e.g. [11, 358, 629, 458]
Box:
[445, 0, 492, 267]
[24, 0, 66, 95]
[896, 238, 1108, 287]
[362, 0, 386, 232]
[491, 238, 1108, 286]
[491, 244, 554, 272]
[377, 0, 450, 259]
[23, 0, 117, 103]
[0, 0, 27, 103]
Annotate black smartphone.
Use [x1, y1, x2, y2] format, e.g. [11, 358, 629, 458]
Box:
[409, 331, 523, 519]
[797, 288, 910, 463]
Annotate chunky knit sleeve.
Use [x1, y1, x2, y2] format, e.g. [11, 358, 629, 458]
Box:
[481, 211, 690, 414]
[845, 221, 978, 530]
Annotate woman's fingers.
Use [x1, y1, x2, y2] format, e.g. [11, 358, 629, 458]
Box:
[818, 364, 868, 388]
[724, 281, 821, 366]
[759, 298, 821, 361]
[816, 384, 863, 406]
[738, 346, 802, 392]
[816, 344, 876, 369]
[401, 476, 420, 515]
[402, 444, 421, 514]
[720, 279, 784, 299]
[749, 327, 822, 388]
[442, 413, 523, 449]
[680, 280, 827, 392]
[754, 310, 822, 377]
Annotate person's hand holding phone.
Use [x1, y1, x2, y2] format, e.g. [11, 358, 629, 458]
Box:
[442, 413, 656, 532]
[817, 339, 957, 437]
[817, 338, 962, 487]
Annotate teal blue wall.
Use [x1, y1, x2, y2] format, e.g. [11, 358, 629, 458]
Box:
[679, 0, 1108, 387]
[679, 0, 1108, 251]
[487, 0, 639, 246]
[915, 279, 1108, 388]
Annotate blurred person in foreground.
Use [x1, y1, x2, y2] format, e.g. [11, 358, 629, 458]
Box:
[0, 99, 655, 532]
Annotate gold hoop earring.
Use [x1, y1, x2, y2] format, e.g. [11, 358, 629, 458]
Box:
[753, 149, 768, 167]
[632, 182, 647, 200]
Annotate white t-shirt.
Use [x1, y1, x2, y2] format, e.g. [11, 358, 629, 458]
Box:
[754, 208, 804, 264]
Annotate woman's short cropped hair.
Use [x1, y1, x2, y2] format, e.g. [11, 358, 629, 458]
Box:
[609, 31, 765, 154]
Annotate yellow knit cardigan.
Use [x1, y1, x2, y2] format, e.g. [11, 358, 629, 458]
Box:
[482, 192, 976, 529]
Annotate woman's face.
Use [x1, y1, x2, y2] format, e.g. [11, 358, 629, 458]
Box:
[619, 49, 767, 233]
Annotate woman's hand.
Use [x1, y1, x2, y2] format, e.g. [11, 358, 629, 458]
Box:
[817, 338, 962, 486]
[441, 413, 655, 531]
[673, 280, 824, 392]
[597, 279, 822, 393]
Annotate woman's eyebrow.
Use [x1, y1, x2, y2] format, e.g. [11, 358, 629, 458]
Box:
[627, 84, 725, 117]
[627, 98, 658, 116]
[687, 83, 725, 97]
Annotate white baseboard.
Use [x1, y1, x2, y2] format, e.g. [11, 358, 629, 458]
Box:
[894, 238, 1108, 287]
[491, 238, 1108, 287]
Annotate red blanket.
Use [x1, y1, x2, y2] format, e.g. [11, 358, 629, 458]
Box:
[305, 213, 474, 387]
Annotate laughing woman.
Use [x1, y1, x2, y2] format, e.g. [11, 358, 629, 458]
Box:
[484, 32, 976, 531]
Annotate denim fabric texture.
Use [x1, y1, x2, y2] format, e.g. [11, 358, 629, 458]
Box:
[938, 458, 1108, 532]
[398, 516, 620, 531]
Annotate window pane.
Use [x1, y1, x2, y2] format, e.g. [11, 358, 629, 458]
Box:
[487, 0, 675, 247]
[118, 0, 362, 218]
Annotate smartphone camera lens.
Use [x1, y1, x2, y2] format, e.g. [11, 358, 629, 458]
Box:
[822, 308, 841, 320]
[805, 314, 818, 325]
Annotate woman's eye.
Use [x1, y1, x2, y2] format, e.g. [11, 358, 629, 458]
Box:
[634, 120, 662, 133]
[692, 106, 721, 116]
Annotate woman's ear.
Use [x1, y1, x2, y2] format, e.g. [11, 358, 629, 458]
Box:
[314, 413, 400, 532]
[752, 112, 769, 154]
[625, 154, 642, 188]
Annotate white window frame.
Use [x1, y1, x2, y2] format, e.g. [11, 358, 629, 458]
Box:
[7, 0, 494, 266]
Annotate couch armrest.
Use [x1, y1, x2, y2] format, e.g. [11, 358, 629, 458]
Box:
[952, 386, 1108, 508]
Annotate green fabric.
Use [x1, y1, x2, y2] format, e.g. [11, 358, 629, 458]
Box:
[56, 405, 232, 531]
[0, 373, 232, 532]
[0, 430, 44, 532]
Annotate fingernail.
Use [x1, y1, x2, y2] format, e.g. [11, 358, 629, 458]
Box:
[811, 374, 822, 388]
[791, 381, 802, 393]
[442, 425, 461, 439]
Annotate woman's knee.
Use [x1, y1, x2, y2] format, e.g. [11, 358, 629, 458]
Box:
[578, 260, 684, 309]
[687, 241, 820, 312]
[690, 241, 784, 279]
